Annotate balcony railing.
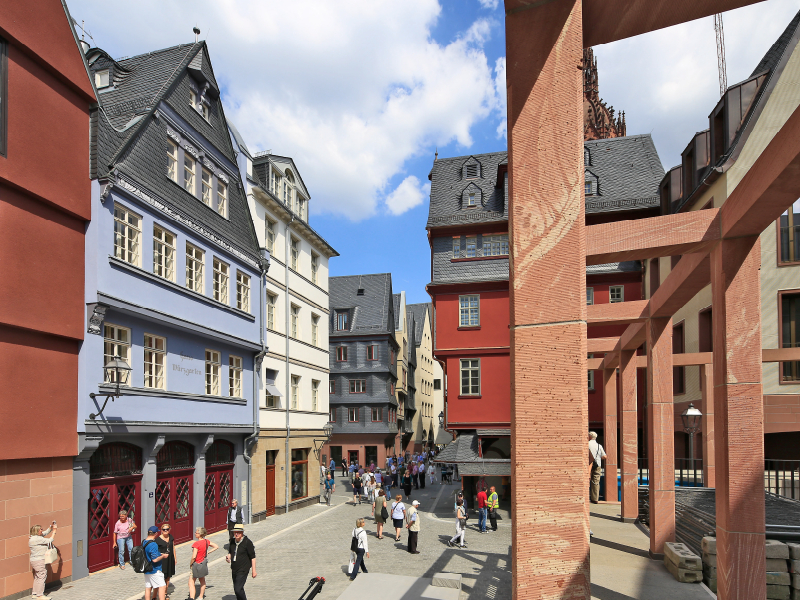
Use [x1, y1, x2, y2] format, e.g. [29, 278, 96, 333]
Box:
[765, 459, 800, 501]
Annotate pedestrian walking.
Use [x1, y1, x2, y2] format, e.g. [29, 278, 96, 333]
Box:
[391, 495, 406, 541]
[29, 522, 57, 600]
[454, 490, 467, 513]
[384, 470, 393, 497]
[487, 486, 499, 532]
[113, 510, 137, 568]
[188, 527, 218, 600]
[341, 459, 348, 478]
[419, 462, 426, 489]
[330, 458, 336, 473]
[402, 468, 413, 500]
[390, 462, 397, 487]
[412, 462, 419, 489]
[372, 489, 388, 539]
[227, 499, 243, 546]
[324, 472, 336, 506]
[477, 487, 488, 533]
[352, 470, 364, 505]
[406, 500, 421, 554]
[226, 524, 256, 600]
[348, 518, 369, 580]
[448, 499, 467, 548]
[155, 524, 175, 598]
[142, 526, 170, 600]
[588, 431, 607, 504]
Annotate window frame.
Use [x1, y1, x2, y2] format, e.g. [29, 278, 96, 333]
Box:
[336, 311, 348, 331]
[95, 68, 110, 89]
[113, 204, 142, 267]
[311, 380, 319, 411]
[483, 234, 509, 257]
[216, 181, 228, 217]
[348, 407, 358, 422]
[367, 345, 378, 361]
[459, 294, 480, 328]
[267, 292, 277, 330]
[143, 333, 166, 390]
[587, 353, 594, 392]
[329, 380, 336, 394]
[265, 219, 276, 253]
[291, 375, 300, 409]
[779, 290, 800, 383]
[205, 349, 221, 396]
[336, 346, 348, 361]
[349, 379, 366, 394]
[586, 287, 594, 305]
[609, 285, 624, 303]
[201, 168, 213, 206]
[167, 140, 179, 183]
[459, 358, 480, 396]
[311, 252, 319, 284]
[778, 200, 800, 266]
[290, 448, 309, 500]
[104, 324, 131, 385]
[153, 225, 176, 282]
[290, 237, 299, 271]
[236, 271, 250, 312]
[212, 257, 229, 304]
[329, 406, 336, 423]
[229, 355, 243, 398]
[672, 321, 685, 395]
[452, 237, 460, 259]
[290, 304, 300, 339]
[371, 407, 382, 422]
[465, 236, 477, 258]
[183, 154, 196, 195]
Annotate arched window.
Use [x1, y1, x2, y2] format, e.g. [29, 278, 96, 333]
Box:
[207, 440, 235, 466]
[90, 443, 143, 479]
[156, 441, 194, 472]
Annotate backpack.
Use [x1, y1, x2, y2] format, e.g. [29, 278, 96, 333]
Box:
[131, 540, 154, 573]
[350, 530, 359, 552]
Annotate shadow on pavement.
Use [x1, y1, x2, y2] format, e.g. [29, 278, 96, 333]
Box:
[590, 511, 624, 523]
[590, 536, 650, 559]
[591, 583, 638, 600]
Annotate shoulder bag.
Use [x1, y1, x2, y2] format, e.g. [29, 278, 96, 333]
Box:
[350, 529, 359, 552]
[44, 541, 59, 565]
[380, 498, 389, 521]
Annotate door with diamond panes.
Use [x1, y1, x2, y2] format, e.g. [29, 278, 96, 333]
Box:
[156, 441, 195, 544]
[203, 440, 235, 533]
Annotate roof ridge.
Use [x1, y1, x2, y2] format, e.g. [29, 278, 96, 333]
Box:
[117, 42, 199, 64]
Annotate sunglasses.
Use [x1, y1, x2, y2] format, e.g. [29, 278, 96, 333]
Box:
[162, 528, 171, 531]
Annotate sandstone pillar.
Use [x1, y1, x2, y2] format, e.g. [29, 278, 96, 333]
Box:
[603, 368, 618, 503]
[700, 363, 715, 488]
[711, 237, 765, 600]
[506, 0, 588, 597]
[619, 349, 638, 522]
[646, 317, 675, 558]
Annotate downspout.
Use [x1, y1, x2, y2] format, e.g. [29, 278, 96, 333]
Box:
[285, 216, 295, 512]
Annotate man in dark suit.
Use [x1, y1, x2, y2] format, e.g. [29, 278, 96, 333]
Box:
[227, 499, 243, 546]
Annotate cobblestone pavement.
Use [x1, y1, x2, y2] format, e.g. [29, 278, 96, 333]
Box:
[48, 476, 512, 600]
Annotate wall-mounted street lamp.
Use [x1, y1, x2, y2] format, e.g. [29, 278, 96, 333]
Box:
[681, 403, 702, 468]
[89, 356, 132, 419]
[438, 411, 444, 427]
[313, 423, 335, 458]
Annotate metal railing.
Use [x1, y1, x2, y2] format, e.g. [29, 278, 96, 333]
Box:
[636, 458, 704, 487]
[765, 459, 800, 500]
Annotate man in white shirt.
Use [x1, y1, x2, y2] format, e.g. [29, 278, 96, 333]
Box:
[588, 432, 607, 504]
[227, 499, 243, 545]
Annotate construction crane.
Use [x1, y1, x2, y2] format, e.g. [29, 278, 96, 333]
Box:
[714, 13, 728, 98]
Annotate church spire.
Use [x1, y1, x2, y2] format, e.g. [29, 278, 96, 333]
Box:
[583, 48, 626, 141]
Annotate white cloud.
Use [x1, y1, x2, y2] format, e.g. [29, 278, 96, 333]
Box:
[385, 175, 431, 215]
[69, 0, 502, 221]
[478, 0, 500, 9]
[493, 57, 507, 138]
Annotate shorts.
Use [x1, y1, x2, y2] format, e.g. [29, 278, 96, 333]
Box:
[393, 518, 404, 529]
[354, 486, 363, 494]
[144, 570, 166, 588]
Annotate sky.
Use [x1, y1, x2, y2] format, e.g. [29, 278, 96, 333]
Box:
[69, 0, 800, 304]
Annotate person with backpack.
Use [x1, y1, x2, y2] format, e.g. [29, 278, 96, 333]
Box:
[447, 499, 467, 548]
[348, 518, 369, 581]
[371, 488, 388, 539]
[391, 494, 406, 542]
[140, 526, 170, 600]
[226, 524, 256, 600]
[188, 527, 218, 600]
[352, 470, 363, 505]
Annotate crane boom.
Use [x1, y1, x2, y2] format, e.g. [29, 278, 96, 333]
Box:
[714, 14, 728, 98]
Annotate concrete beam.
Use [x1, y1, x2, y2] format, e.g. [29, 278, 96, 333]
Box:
[591, 348, 800, 370]
[620, 322, 646, 351]
[650, 252, 712, 318]
[587, 300, 649, 326]
[588, 337, 618, 353]
[586, 209, 719, 266]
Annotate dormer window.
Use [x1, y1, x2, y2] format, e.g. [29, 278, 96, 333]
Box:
[189, 87, 210, 121]
[585, 181, 592, 195]
[336, 311, 349, 331]
[465, 164, 479, 179]
[95, 69, 110, 89]
[467, 193, 476, 207]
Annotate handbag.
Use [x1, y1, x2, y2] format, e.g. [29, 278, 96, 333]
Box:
[44, 542, 58, 565]
[380, 501, 389, 521]
[350, 530, 359, 552]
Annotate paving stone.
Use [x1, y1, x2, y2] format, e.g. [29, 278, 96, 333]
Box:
[768, 584, 791, 600]
[789, 543, 800, 560]
[768, 540, 792, 559]
[701, 537, 717, 555]
[769, 559, 790, 573]
[664, 558, 703, 583]
[665, 542, 702, 571]
[769, 572, 792, 585]
[703, 552, 717, 568]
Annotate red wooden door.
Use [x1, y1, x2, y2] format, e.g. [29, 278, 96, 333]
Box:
[265, 465, 276, 517]
[156, 470, 193, 544]
[88, 477, 142, 572]
[204, 467, 233, 533]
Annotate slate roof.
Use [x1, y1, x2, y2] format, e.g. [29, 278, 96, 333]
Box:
[586, 261, 641, 275]
[433, 434, 511, 476]
[329, 273, 395, 336]
[227, 119, 252, 159]
[750, 9, 800, 78]
[406, 303, 429, 347]
[88, 42, 260, 263]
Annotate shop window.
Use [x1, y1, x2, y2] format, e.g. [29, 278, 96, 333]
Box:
[290, 449, 309, 500]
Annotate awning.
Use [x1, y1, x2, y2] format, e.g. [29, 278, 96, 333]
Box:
[265, 384, 282, 397]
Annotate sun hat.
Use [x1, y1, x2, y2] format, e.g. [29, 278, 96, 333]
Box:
[232, 524, 245, 532]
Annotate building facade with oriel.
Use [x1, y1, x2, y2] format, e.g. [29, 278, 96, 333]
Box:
[76, 41, 266, 580]
[228, 124, 338, 517]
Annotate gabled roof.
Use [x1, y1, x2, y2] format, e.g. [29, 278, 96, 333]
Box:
[406, 303, 429, 347]
[329, 274, 395, 336]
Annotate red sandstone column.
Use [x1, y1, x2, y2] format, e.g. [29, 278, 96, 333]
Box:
[711, 237, 765, 600]
[506, 0, 588, 597]
[646, 317, 675, 558]
[619, 350, 638, 522]
[700, 363, 716, 488]
[603, 368, 618, 503]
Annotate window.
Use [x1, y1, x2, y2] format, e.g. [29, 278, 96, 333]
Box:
[459, 295, 479, 327]
[336, 311, 348, 331]
[290, 238, 299, 270]
[402, 368, 407, 389]
[372, 407, 382, 422]
[312, 380, 319, 411]
[205, 350, 221, 395]
[336, 346, 348, 361]
[265, 394, 278, 408]
[585, 181, 592, 195]
[673, 323, 685, 394]
[311, 314, 319, 346]
[483, 235, 509, 256]
[329, 407, 336, 422]
[311, 253, 319, 284]
[649, 258, 661, 297]
[349, 379, 366, 394]
[217, 182, 227, 217]
[587, 353, 595, 391]
[213, 258, 229, 304]
[265, 219, 275, 253]
[113, 205, 141, 266]
[167, 140, 178, 182]
[190, 88, 197, 109]
[267, 293, 277, 329]
[466, 236, 477, 258]
[586, 287, 594, 305]
[290, 448, 308, 500]
[183, 155, 196, 194]
[291, 375, 300, 409]
[781, 293, 800, 382]
[367, 345, 378, 360]
[348, 407, 358, 422]
[153, 226, 175, 281]
[609, 286, 624, 303]
[143, 334, 166, 389]
[103, 324, 131, 385]
[467, 192, 476, 207]
[202, 169, 213, 206]
[779, 199, 800, 264]
[236, 272, 250, 312]
[329, 380, 336, 394]
[452, 237, 460, 259]
[433, 379, 441, 390]
[229, 355, 243, 397]
[290, 305, 299, 338]
[0, 38, 5, 157]
[200, 102, 209, 121]
[465, 163, 478, 178]
[390, 349, 395, 365]
[460, 358, 480, 395]
[95, 69, 110, 88]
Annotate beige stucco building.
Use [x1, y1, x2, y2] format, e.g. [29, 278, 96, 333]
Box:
[407, 303, 445, 452]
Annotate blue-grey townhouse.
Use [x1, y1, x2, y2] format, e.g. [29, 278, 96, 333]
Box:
[74, 41, 267, 579]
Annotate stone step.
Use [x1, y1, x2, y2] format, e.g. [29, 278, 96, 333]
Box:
[432, 573, 462, 590]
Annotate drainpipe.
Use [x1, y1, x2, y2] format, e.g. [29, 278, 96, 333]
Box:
[285, 216, 295, 512]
